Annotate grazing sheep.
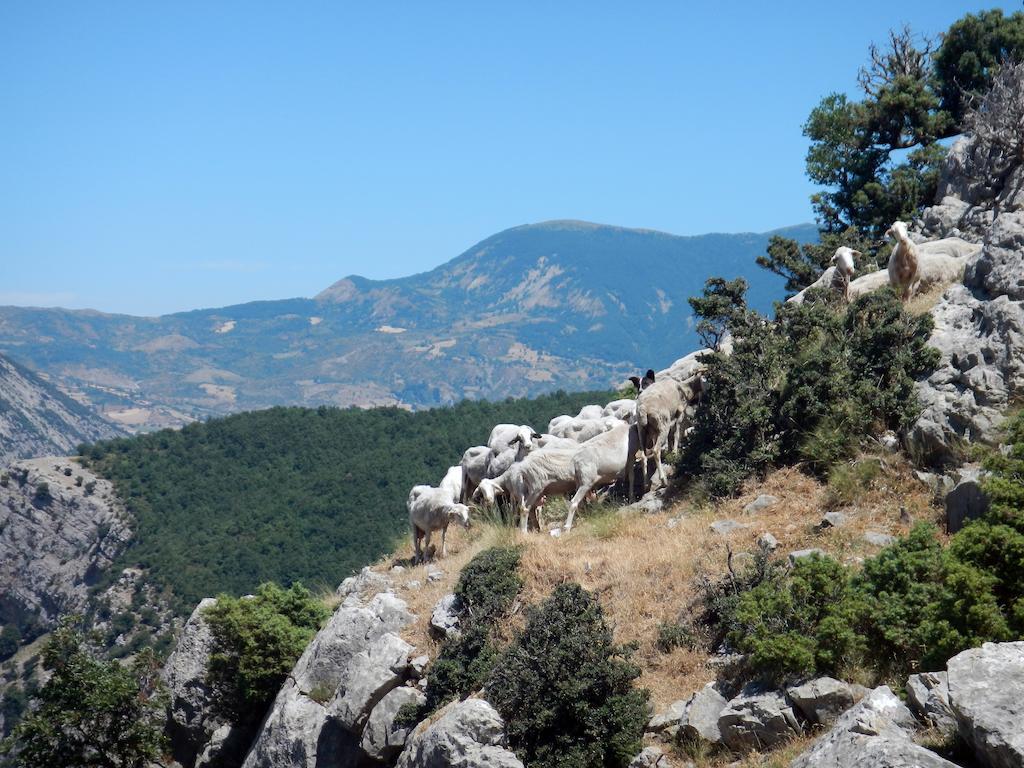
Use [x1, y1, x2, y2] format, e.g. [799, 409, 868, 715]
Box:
[474, 447, 577, 533]
[829, 246, 859, 302]
[536, 433, 580, 450]
[439, 465, 463, 505]
[547, 414, 573, 434]
[460, 445, 491, 504]
[485, 425, 541, 479]
[549, 415, 622, 443]
[628, 369, 657, 393]
[602, 398, 639, 423]
[408, 486, 471, 564]
[885, 221, 920, 301]
[636, 373, 703, 491]
[576, 404, 605, 420]
[562, 422, 641, 531]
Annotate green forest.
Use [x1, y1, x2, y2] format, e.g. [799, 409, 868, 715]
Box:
[81, 390, 612, 611]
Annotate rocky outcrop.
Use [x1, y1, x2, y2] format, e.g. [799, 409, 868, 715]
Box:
[429, 594, 462, 640]
[945, 465, 991, 533]
[786, 677, 858, 726]
[946, 641, 1024, 768]
[360, 686, 425, 763]
[163, 598, 221, 767]
[679, 683, 728, 745]
[395, 698, 523, 768]
[905, 671, 956, 734]
[790, 686, 956, 768]
[717, 686, 801, 753]
[0, 457, 130, 630]
[0, 352, 123, 466]
[241, 580, 420, 768]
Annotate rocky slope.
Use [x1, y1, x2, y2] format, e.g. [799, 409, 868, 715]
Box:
[0, 222, 815, 431]
[0, 457, 130, 633]
[0, 352, 124, 465]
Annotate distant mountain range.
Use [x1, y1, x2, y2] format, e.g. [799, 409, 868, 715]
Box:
[0, 352, 125, 463]
[0, 220, 816, 432]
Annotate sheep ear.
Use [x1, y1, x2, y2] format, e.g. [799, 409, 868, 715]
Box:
[531, 432, 541, 440]
[852, 250, 863, 258]
[509, 435, 522, 446]
[645, 369, 656, 380]
[629, 376, 641, 389]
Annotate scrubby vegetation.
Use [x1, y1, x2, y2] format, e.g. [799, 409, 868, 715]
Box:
[80, 389, 609, 610]
[0, 618, 167, 768]
[487, 582, 649, 768]
[413, 547, 523, 717]
[203, 583, 328, 726]
[679, 411, 1024, 687]
[682, 283, 938, 497]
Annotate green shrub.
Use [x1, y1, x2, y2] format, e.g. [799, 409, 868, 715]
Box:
[727, 554, 864, 683]
[203, 582, 327, 726]
[681, 285, 937, 496]
[0, 618, 166, 767]
[0, 626, 20, 662]
[32, 483, 51, 504]
[487, 582, 649, 768]
[419, 547, 522, 714]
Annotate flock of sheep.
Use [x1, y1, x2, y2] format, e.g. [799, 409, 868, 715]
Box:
[408, 222, 981, 564]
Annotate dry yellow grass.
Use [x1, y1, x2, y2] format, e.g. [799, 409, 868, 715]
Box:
[369, 451, 940, 714]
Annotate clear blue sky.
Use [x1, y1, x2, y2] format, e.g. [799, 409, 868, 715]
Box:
[1, 2, 996, 315]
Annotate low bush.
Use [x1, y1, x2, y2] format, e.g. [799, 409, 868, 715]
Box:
[203, 582, 327, 726]
[487, 582, 649, 768]
[681, 283, 938, 496]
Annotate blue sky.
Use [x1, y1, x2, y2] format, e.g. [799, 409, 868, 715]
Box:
[1, 2, 995, 315]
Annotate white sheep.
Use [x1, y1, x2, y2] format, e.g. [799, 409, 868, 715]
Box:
[408, 486, 471, 564]
[635, 373, 703, 491]
[535, 433, 580, 450]
[575, 404, 605, 420]
[439, 465, 463, 505]
[547, 414, 573, 434]
[484, 425, 540, 479]
[829, 246, 859, 302]
[562, 421, 641, 531]
[459, 445, 491, 504]
[549, 415, 622, 443]
[473, 447, 577, 533]
[602, 398, 638, 423]
[885, 220, 920, 301]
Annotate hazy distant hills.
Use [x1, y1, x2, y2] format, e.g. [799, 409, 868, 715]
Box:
[0, 352, 125, 463]
[0, 220, 815, 431]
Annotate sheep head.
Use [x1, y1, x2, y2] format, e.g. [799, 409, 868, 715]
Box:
[473, 478, 504, 506]
[446, 503, 471, 529]
[885, 221, 909, 241]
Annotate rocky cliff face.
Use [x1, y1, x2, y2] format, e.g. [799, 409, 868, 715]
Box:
[0, 352, 124, 465]
[910, 137, 1024, 464]
[0, 457, 130, 631]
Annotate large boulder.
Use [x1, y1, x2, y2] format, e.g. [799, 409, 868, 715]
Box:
[679, 683, 728, 744]
[945, 465, 990, 533]
[241, 587, 417, 768]
[429, 593, 462, 640]
[790, 686, 956, 768]
[717, 686, 801, 753]
[395, 698, 523, 768]
[361, 686, 426, 763]
[646, 699, 688, 738]
[946, 641, 1024, 768]
[162, 597, 222, 768]
[909, 211, 1024, 465]
[786, 677, 858, 726]
[905, 671, 956, 734]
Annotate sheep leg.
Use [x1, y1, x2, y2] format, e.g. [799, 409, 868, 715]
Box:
[441, 522, 449, 558]
[412, 526, 423, 565]
[566, 483, 591, 531]
[655, 444, 667, 488]
[518, 499, 530, 534]
[422, 530, 433, 562]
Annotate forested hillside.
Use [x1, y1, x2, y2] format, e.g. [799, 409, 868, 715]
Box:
[81, 389, 611, 610]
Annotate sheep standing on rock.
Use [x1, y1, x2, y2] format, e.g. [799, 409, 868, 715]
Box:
[829, 246, 859, 302]
[408, 486, 471, 564]
[885, 221, 920, 301]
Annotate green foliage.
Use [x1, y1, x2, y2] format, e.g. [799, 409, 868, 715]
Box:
[0, 686, 27, 739]
[32, 483, 51, 504]
[0, 626, 20, 662]
[681, 284, 937, 496]
[727, 554, 864, 683]
[82, 389, 608, 610]
[420, 547, 522, 714]
[203, 582, 327, 726]
[687, 277, 748, 350]
[934, 9, 1024, 122]
[487, 582, 648, 768]
[0, 617, 167, 768]
[756, 228, 876, 296]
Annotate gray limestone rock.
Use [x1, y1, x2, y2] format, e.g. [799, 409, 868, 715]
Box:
[361, 686, 426, 763]
[790, 686, 956, 768]
[905, 671, 956, 734]
[787, 677, 857, 726]
[395, 698, 523, 768]
[743, 494, 778, 515]
[947, 641, 1024, 768]
[945, 465, 990, 533]
[680, 683, 728, 744]
[430, 593, 463, 640]
[717, 686, 801, 752]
